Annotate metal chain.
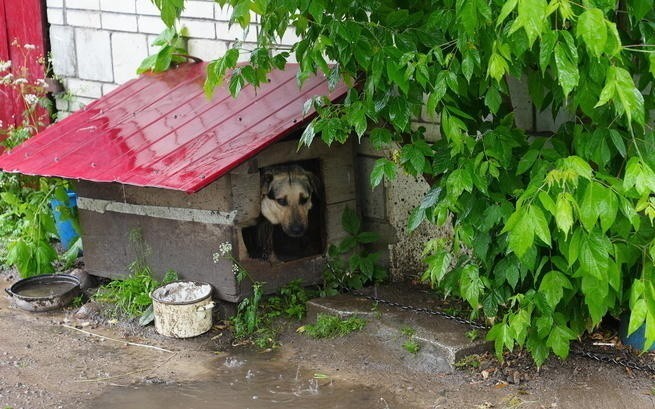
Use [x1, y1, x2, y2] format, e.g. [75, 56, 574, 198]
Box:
[325, 257, 655, 374]
[350, 290, 489, 330]
[571, 348, 655, 375]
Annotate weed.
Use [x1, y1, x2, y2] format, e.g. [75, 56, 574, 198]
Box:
[401, 326, 416, 337]
[94, 265, 177, 319]
[402, 339, 421, 354]
[70, 294, 85, 309]
[466, 329, 480, 342]
[298, 314, 366, 339]
[454, 354, 481, 369]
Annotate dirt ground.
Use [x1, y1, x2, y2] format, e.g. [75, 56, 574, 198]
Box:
[2, 273, 655, 409]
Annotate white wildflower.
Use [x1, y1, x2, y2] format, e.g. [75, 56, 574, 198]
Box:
[218, 241, 233, 257]
[24, 94, 39, 105]
[212, 252, 221, 264]
[35, 78, 48, 87]
[14, 78, 28, 85]
[1, 73, 13, 84]
[24, 44, 36, 50]
[0, 60, 11, 71]
[232, 264, 240, 274]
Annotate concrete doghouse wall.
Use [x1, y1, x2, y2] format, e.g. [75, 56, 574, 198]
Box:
[76, 138, 356, 302]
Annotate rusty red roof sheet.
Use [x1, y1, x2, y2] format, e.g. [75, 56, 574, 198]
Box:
[0, 63, 348, 193]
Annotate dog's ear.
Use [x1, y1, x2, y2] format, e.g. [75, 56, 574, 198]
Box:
[305, 170, 322, 200]
[261, 169, 274, 195]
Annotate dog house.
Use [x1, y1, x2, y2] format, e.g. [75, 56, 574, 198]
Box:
[0, 62, 354, 302]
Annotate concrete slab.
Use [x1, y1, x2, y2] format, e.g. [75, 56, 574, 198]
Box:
[306, 285, 491, 373]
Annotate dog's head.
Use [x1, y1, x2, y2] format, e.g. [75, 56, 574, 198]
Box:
[260, 165, 319, 238]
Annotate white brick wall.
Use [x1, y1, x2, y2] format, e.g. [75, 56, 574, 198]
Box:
[65, 78, 103, 99]
[180, 18, 216, 39]
[137, 15, 167, 34]
[66, 0, 100, 10]
[181, 1, 215, 19]
[102, 13, 138, 31]
[187, 39, 227, 62]
[135, 0, 160, 16]
[46, 0, 293, 117]
[111, 32, 148, 83]
[49, 26, 76, 77]
[75, 29, 113, 81]
[47, 8, 64, 26]
[66, 10, 101, 27]
[100, 0, 136, 13]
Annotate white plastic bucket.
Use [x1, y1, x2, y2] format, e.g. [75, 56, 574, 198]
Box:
[150, 281, 214, 338]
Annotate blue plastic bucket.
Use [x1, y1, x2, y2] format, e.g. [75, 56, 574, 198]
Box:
[619, 314, 655, 351]
[50, 191, 80, 250]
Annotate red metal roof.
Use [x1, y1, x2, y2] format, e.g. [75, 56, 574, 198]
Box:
[0, 63, 348, 192]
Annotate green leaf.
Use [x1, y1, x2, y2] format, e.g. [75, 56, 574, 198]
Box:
[370, 158, 397, 188]
[368, 128, 393, 150]
[546, 324, 577, 359]
[554, 193, 574, 238]
[484, 86, 502, 114]
[576, 9, 607, 58]
[531, 205, 551, 247]
[508, 0, 548, 46]
[539, 270, 572, 309]
[578, 231, 611, 280]
[423, 250, 452, 285]
[539, 30, 557, 74]
[596, 66, 645, 125]
[460, 264, 484, 308]
[446, 168, 473, 199]
[341, 206, 360, 235]
[407, 207, 426, 231]
[554, 34, 579, 97]
[152, 0, 184, 27]
[503, 207, 534, 258]
[497, 0, 518, 27]
[628, 299, 648, 336]
[517, 149, 539, 175]
[487, 322, 514, 358]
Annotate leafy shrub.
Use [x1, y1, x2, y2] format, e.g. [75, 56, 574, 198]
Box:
[323, 207, 387, 295]
[152, 0, 655, 365]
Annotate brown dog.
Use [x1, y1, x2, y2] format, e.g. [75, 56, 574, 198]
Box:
[243, 164, 321, 261]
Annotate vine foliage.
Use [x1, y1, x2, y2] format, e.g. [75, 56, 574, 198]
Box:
[150, 0, 655, 364]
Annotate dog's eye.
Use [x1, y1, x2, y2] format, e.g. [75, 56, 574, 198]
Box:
[276, 197, 288, 206]
[299, 195, 309, 205]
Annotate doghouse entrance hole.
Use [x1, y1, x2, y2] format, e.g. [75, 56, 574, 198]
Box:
[241, 158, 326, 262]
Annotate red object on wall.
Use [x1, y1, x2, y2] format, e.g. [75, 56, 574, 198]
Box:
[0, 62, 348, 193]
[0, 0, 49, 137]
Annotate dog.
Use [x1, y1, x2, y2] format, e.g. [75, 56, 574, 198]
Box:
[243, 164, 322, 262]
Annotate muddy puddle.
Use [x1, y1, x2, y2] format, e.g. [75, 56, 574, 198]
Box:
[92, 354, 406, 409]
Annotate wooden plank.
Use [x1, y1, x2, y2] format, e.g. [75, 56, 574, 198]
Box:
[79, 209, 241, 301]
[230, 171, 261, 225]
[76, 179, 232, 212]
[326, 199, 357, 243]
[239, 255, 326, 298]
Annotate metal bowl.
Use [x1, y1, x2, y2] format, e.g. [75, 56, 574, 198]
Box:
[4, 274, 81, 312]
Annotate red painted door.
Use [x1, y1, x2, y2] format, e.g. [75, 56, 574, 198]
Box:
[0, 0, 49, 142]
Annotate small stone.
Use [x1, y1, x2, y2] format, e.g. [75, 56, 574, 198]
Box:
[74, 302, 102, 320]
[68, 269, 95, 290]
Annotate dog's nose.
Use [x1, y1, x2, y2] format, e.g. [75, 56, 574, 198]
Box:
[288, 224, 305, 236]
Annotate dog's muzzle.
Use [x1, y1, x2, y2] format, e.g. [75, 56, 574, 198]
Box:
[284, 223, 306, 237]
